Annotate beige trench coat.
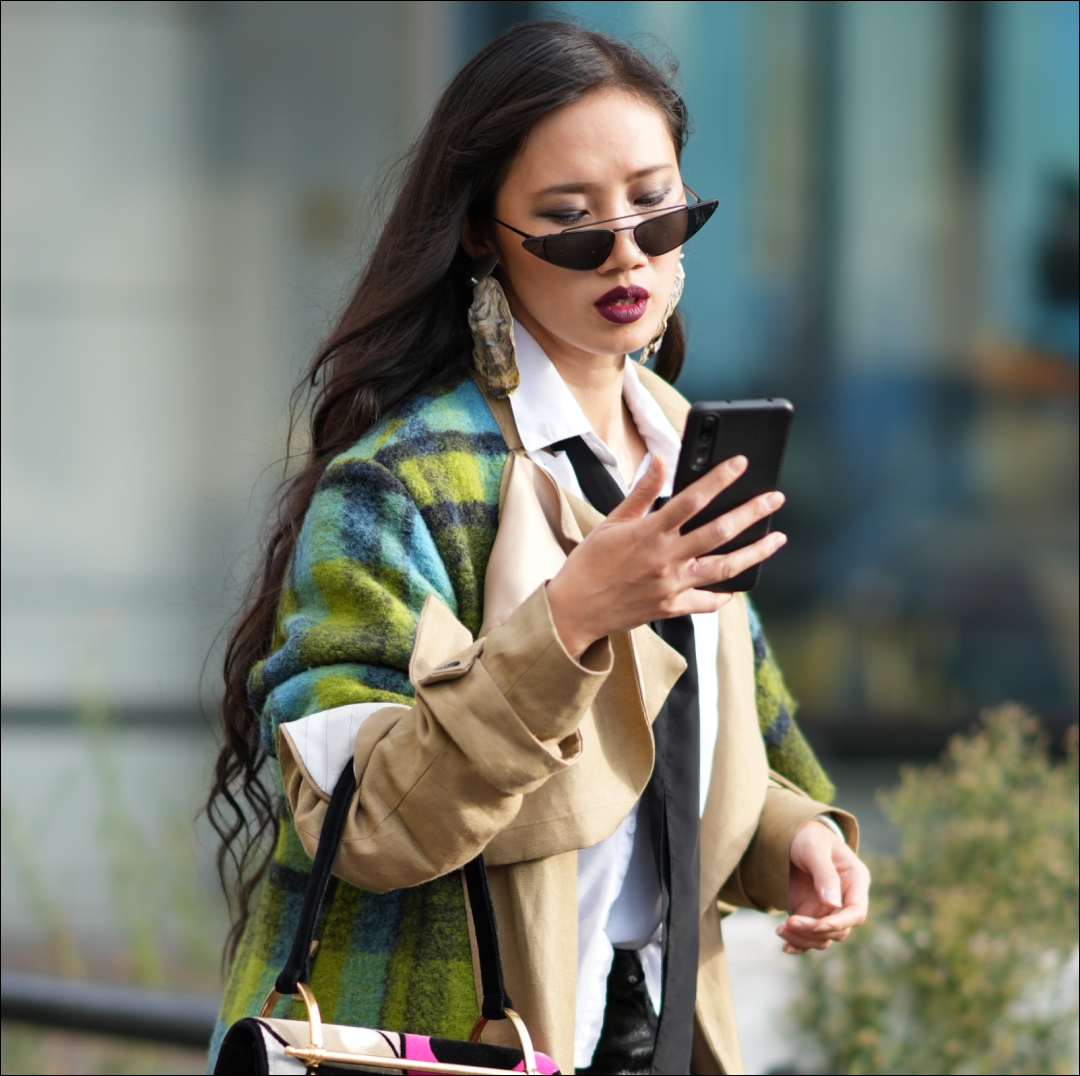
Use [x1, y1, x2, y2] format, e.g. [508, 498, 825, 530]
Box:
[279, 368, 857, 1074]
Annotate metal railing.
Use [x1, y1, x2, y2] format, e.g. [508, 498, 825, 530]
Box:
[0, 970, 219, 1048]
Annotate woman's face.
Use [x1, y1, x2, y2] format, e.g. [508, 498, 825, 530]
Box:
[485, 88, 684, 365]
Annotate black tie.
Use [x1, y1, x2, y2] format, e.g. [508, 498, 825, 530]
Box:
[550, 437, 700, 1076]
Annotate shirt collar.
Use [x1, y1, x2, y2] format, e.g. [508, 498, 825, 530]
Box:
[508, 317, 682, 490]
[508, 320, 594, 453]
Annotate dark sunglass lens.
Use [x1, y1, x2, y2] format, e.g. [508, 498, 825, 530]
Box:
[635, 201, 719, 256]
[681, 199, 718, 243]
[540, 230, 615, 270]
[635, 207, 689, 256]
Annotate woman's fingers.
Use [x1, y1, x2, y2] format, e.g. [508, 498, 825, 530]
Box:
[655, 455, 748, 530]
[606, 455, 666, 522]
[780, 936, 838, 954]
[548, 452, 788, 641]
[786, 917, 847, 934]
[778, 921, 851, 953]
[662, 589, 733, 617]
[780, 916, 854, 941]
[678, 490, 785, 561]
[825, 850, 871, 931]
[777, 911, 854, 952]
[778, 823, 871, 956]
[687, 531, 787, 589]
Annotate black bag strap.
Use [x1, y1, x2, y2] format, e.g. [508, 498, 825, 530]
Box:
[274, 762, 514, 1020]
[462, 854, 514, 1020]
[274, 760, 357, 995]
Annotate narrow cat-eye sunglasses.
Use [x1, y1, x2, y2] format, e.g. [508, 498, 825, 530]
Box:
[490, 186, 718, 271]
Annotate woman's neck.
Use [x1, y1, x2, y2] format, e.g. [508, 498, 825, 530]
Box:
[513, 304, 647, 483]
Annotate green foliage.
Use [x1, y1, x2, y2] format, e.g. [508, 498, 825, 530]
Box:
[80, 695, 169, 987]
[0, 1024, 206, 1076]
[1, 696, 225, 1074]
[0, 799, 86, 980]
[794, 704, 1079, 1075]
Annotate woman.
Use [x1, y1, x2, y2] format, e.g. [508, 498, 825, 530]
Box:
[208, 22, 869, 1076]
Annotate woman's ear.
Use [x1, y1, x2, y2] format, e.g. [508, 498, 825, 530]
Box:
[460, 216, 496, 260]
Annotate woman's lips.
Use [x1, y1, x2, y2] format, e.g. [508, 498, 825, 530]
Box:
[594, 284, 649, 324]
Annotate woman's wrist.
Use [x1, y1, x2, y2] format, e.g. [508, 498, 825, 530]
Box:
[811, 813, 846, 843]
[545, 577, 598, 659]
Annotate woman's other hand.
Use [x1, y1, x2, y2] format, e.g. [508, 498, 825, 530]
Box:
[545, 454, 786, 657]
[778, 819, 871, 954]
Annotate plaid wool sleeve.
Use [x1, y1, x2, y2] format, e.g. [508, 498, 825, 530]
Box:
[746, 599, 835, 804]
[248, 381, 508, 757]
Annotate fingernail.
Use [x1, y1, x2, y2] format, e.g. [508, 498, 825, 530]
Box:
[766, 491, 784, 508]
[823, 888, 842, 907]
[728, 455, 747, 473]
[771, 532, 787, 548]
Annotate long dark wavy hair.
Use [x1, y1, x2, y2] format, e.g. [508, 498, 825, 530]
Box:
[207, 20, 692, 961]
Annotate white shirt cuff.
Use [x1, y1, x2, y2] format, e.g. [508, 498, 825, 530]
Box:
[812, 812, 846, 843]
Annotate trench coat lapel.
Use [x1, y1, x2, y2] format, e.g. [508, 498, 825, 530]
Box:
[481, 447, 686, 864]
[476, 378, 685, 864]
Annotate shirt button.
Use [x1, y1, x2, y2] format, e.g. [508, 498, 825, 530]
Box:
[626, 815, 636, 835]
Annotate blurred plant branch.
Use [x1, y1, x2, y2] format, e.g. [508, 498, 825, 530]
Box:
[793, 703, 1079, 1074]
[0, 800, 86, 980]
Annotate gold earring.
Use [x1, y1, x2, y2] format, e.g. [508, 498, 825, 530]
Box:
[467, 256, 519, 399]
[639, 259, 685, 364]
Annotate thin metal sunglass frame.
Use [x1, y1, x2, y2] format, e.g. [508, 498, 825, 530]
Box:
[491, 184, 716, 269]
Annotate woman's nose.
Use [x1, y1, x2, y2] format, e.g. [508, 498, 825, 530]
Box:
[602, 224, 648, 272]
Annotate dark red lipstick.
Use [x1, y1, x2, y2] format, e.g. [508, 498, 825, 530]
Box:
[594, 284, 649, 324]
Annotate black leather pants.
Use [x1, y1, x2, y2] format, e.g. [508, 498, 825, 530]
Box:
[576, 948, 659, 1076]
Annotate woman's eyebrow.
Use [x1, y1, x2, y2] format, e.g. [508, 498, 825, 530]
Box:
[533, 164, 674, 198]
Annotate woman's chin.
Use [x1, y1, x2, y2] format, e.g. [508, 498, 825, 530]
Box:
[599, 321, 660, 357]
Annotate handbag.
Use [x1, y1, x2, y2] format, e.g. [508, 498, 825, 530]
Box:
[214, 758, 559, 1074]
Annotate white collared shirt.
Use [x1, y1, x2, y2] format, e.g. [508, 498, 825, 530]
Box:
[508, 322, 722, 1069]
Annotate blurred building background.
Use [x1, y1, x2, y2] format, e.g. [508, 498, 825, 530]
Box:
[2, 2, 1077, 1073]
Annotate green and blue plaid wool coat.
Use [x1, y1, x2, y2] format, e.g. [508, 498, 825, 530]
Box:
[208, 374, 832, 1066]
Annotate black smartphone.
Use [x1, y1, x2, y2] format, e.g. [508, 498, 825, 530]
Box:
[672, 398, 793, 592]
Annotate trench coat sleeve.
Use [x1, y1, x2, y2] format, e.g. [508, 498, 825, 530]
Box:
[280, 584, 612, 893]
[718, 772, 860, 913]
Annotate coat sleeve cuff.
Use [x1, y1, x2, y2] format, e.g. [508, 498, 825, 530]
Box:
[482, 583, 612, 739]
[416, 585, 612, 795]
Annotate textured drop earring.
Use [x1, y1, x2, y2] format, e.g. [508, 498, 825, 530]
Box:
[639, 259, 685, 364]
[467, 254, 519, 399]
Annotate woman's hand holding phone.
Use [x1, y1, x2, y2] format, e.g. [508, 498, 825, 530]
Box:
[546, 453, 786, 659]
